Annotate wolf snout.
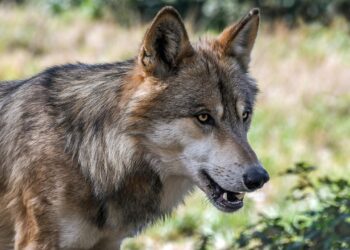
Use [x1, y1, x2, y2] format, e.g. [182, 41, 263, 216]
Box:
[243, 166, 269, 191]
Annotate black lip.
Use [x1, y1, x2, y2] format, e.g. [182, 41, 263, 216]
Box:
[201, 170, 244, 213]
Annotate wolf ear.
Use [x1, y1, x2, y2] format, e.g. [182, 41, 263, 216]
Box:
[217, 8, 260, 68]
[139, 6, 193, 77]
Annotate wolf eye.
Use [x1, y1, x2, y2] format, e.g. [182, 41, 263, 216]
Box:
[242, 111, 250, 122]
[196, 114, 214, 125]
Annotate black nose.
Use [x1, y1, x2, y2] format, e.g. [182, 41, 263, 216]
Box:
[243, 166, 269, 191]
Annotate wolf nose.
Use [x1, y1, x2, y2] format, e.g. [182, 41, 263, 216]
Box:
[243, 166, 269, 191]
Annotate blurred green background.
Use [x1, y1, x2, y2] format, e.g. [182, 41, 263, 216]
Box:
[0, 0, 349, 249]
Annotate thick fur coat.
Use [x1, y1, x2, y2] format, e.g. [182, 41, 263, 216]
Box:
[0, 7, 268, 250]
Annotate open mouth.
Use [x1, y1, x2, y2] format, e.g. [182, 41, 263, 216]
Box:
[201, 171, 245, 213]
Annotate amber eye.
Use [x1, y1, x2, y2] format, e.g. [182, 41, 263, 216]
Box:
[196, 113, 214, 125]
[198, 114, 208, 122]
[242, 111, 250, 122]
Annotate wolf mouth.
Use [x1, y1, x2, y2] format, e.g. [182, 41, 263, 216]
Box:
[201, 170, 245, 213]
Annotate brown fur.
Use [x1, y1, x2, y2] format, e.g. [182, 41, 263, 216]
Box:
[0, 6, 268, 249]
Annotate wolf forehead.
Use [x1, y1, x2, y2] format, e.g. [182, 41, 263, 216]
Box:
[146, 41, 259, 119]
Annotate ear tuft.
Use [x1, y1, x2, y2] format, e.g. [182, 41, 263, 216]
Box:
[139, 6, 193, 77]
[217, 8, 260, 68]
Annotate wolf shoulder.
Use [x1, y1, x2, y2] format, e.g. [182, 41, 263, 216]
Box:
[0, 60, 133, 96]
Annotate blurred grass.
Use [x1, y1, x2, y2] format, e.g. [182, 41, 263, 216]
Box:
[0, 5, 349, 250]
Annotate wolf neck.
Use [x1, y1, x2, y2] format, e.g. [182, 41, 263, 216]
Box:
[52, 60, 137, 195]
[54, 60, 193, 231]
[51, 61, 196, 235]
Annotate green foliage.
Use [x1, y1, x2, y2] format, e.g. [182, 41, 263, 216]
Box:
[46, 0, 104, 18]
[231, 163, 350, 250]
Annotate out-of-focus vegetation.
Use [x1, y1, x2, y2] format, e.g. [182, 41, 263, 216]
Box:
[1, 0, 350, 29]
[234, 163, 350, 249]
[0, 1, 349, 249]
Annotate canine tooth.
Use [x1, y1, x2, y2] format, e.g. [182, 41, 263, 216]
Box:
[236, 193, 245, 200]
[223, 192, 228, 201]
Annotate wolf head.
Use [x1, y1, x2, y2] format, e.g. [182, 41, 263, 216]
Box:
[128, 7, 269, 213]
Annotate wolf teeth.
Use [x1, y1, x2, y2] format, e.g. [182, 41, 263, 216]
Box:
[236, 193, 245, 200]
[223, 192, 228, 201]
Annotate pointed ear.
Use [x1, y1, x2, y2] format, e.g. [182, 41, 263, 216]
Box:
[217, 8, 260, 68]
[139, 6, 193, 77]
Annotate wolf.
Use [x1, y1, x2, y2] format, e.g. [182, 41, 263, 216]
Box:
[0, 6, 269, 250]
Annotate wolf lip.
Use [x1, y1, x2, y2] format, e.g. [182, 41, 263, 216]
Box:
[201, 171, 244, 213]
